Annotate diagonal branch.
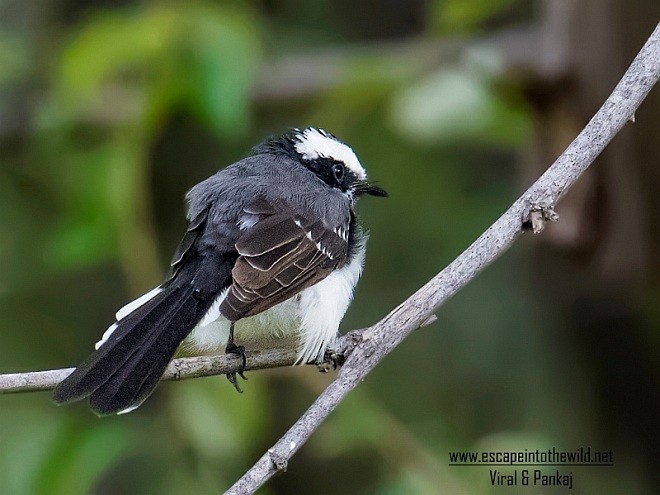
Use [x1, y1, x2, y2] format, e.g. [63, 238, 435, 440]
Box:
[224, 23, 659, 494]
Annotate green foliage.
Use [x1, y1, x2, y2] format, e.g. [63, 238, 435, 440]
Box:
[51, 3, 260, 135]
[34, 420, 130, 495]
[0, 407, 63, 495]
[34, 2, 261, 274]
[184, 6, 260, 137]
[169, 376, 268, 466]
[0, 33, 29, 85]
[45, 143, 127, 268]
[390, 47, 530, 147]
[430, 0, 519, 33]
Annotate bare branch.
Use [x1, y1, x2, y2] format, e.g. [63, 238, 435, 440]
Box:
[225, 23, 659, 494]
[0, 348, 300, 394]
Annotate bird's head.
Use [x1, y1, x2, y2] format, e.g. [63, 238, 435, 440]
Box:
[262, 127, 388, 199]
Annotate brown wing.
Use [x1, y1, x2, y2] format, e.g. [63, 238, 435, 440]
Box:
[220, 203, 349, 321]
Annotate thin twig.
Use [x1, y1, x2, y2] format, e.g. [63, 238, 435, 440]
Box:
[225, 23, 659, 494]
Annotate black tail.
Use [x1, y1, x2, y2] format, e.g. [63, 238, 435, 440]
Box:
[54, 283, 212, 416]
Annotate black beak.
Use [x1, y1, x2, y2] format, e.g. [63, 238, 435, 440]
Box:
[353, 181, 388, 197]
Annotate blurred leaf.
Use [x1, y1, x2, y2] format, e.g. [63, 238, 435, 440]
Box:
[431, 0, 518, 33]
[169, 376, 268, 464]
[186, 7, 261, 137]
[391, 67, 492, 142]
[35, 420, 130, 495]
[370, 469, 443, 495]
[0, 169, 46, 294]
[58, 8, 177, 105]
[389, 56, 530, 147]
[44, 142, 125, 268]
[317, 392, 388, 453]
[47, 195, 114, 267]
[46, 3, 260, 140]
[0, 408, 64, 495]
[0, 33, 29, 84]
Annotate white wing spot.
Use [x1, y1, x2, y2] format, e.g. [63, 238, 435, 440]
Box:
[314, 241, 334, 260]
[95, 286, 162, 350]
[117, 403, 140, 415]
[115, 287, 162, 321]
[333, 226, 348, 241]
[238, 214, 259, 231]
[95, 323, 118, 350]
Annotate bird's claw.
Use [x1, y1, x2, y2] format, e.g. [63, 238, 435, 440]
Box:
[318, 347, 344, 372]
[225, 342, 247, 393]
[226, 371, 247, 393]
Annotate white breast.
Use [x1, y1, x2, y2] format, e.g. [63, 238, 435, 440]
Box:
[187, 241, 366, 364]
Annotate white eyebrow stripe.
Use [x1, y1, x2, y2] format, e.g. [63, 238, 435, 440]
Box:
[294, 128, 367, 180]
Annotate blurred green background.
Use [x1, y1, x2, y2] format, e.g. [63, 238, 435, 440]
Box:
[1, 1, 658, 493]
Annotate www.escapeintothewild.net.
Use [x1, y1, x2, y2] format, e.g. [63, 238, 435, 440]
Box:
[448, 447, 614, 490]
[449, 446, 614, 465]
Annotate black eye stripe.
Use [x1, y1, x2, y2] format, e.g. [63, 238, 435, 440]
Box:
[302, 157, 354, 192]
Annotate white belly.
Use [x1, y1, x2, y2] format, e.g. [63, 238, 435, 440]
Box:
[187, 241, 365, 364]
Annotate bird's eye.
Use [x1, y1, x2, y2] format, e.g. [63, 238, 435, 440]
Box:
[332, 163, 345, 181]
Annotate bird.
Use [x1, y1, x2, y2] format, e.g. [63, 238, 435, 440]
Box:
[53, 127, 387, 416]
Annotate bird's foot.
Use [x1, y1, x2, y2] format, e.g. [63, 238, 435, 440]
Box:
[318, 331, 363, 372]
[225, 342, 247, 393]
[318, 347, 345, 372]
